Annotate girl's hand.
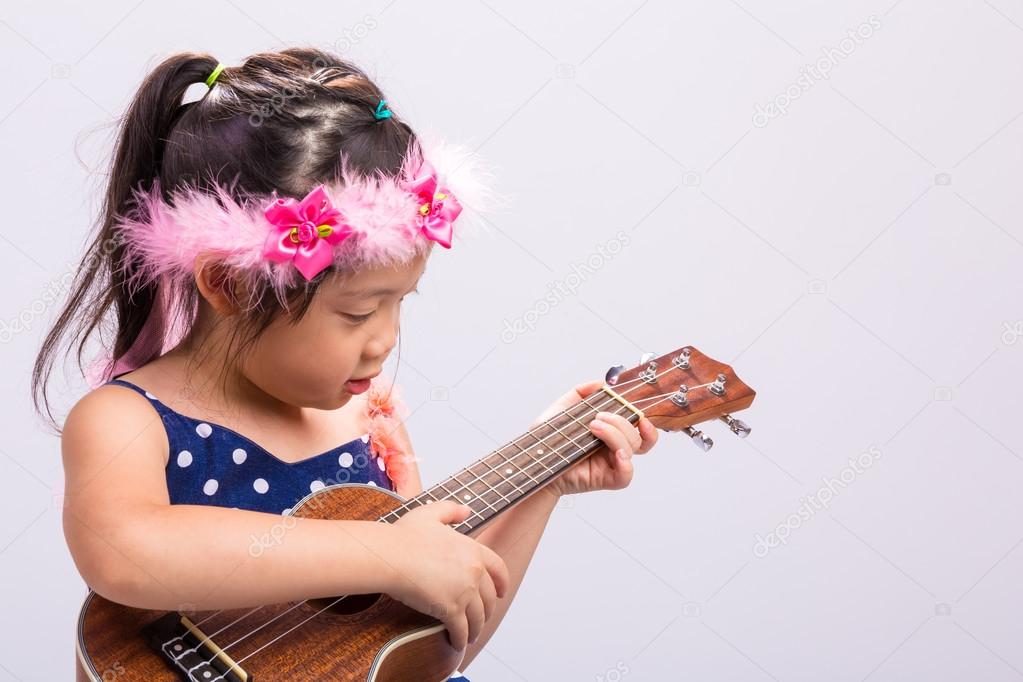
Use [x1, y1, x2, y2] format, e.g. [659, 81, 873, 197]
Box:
[387, 501, 510, 651]
[531, 380, 658, 497]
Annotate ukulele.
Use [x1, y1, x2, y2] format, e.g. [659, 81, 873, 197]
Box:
[75, 345, 756, 681]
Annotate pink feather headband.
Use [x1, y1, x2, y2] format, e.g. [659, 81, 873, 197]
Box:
[85, 138, 494, 387]
[114, 140, 489, 306]
[262, 158, 460, 280]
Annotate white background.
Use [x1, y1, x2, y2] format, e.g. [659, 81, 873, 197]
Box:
[2, 1, 1022, 680]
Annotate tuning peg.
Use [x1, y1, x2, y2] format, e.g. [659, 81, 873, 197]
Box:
[605, 365, 626, 385]
[719, 414, 751, 438]
[672, 347, 692, 370]
[709, 373, 727, 396]
[683, 426, 714, 452]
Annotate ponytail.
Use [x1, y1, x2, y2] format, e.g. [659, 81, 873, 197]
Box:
[32, 52, 219, 432]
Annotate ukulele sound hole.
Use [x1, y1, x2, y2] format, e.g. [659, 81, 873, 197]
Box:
[308, 592, 382, 615]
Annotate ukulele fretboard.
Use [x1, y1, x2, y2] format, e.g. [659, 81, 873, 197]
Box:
[378, 390, 640, 534]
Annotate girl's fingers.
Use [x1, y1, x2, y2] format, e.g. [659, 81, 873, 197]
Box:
[603, 447, 634, 488]
[593, 412, 642, 451]
[636, 417, 658, 454]
[614, 449, 634, 485]
[589, 418, 632, 460]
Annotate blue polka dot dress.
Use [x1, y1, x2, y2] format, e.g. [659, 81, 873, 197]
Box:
[106, 377, 395, 512]
[106, 376, 473, 682]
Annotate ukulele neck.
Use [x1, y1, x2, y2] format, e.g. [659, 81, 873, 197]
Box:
[378, 388, 641, 534]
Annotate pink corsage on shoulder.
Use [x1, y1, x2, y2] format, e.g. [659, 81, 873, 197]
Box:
[364, 377, 415, 492]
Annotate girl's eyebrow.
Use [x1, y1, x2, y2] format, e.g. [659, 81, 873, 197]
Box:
[338, 286, 399, 298]
[337, 282, 420, 299]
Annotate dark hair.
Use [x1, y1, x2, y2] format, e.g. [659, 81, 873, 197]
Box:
[33, 47, 418, 432]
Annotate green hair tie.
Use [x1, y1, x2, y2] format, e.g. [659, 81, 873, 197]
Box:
[205, 62, 225, 88]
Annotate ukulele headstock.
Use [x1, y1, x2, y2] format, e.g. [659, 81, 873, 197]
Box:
[605, 346, 756, 451]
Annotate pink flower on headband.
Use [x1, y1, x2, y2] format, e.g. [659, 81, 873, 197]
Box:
[403, 162, 462, 249]
[261, 184, 355, 280]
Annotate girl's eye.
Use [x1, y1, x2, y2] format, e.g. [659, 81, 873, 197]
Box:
[341, 289, 416, 324]
[343, 311, 375, 324]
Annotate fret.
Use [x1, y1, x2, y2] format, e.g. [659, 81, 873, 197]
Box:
[507, 423, 571, 473]
[450, 469, 504, 518]
[488, 444, 545, 489]
[540, 418, 587, 456]
[383, 485, 442, 523]
[503, 438, 558, 478]
[564, 399, 604, 430]
[434, 479, 487, 525]
[462, 462, 517, 513]
[442, 462, 517, 509]
[474, 457, 527, 500]
[472, 457, 527, 498]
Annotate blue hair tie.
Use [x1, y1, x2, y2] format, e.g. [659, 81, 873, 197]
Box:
[373, 99, 393, 121]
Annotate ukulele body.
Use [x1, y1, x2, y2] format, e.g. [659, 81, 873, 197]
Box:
[76, 483, 465, 682]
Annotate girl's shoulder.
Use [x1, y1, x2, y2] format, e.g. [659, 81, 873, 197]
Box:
[68, 366, 170, 429]
[62, 372, 173, 473]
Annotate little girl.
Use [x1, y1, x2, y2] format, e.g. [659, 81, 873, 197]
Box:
[34, 48, 658, 681]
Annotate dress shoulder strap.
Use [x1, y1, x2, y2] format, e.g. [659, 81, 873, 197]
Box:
[104, 377, 171, 415]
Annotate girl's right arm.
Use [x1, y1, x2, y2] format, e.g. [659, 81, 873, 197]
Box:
[62, 386, 508, 650]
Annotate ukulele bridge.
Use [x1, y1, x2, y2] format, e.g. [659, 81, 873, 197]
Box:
[142, 612, 251, 681]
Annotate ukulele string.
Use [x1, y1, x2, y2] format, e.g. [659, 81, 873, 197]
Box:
[191, 375, 696, 672]
[189, 381, 666, 672]
[190, 369, 706, 671]
[171, 374, 662, 662]
[186, 379, 691, 674]
[223, 384, 692, 671]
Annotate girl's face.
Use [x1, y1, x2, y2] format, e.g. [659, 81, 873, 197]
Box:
[239, 251, 429, 410]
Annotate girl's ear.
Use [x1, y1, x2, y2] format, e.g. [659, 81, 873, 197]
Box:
[193, 253, 245, 315]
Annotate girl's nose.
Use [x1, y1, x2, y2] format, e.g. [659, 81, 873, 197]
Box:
[365, 320, 398, 360]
